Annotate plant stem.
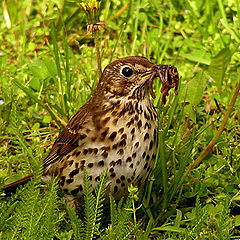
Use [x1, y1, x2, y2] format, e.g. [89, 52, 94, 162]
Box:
[94, 30, 102, 77]
[189, 79, 240, 169]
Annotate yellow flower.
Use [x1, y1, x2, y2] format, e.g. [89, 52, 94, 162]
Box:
[78, 0, 104, 33]
[79, 0, 101, 12]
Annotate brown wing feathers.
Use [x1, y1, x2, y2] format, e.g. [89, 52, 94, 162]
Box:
[2, 101, 93, 195]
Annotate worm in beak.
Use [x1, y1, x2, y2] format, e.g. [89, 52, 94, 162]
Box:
[148, 64, 179, 104]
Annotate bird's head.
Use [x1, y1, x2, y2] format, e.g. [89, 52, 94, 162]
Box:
[97, 56, 179, 103]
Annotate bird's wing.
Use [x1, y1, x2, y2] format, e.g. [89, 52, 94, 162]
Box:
[42, 102, 92, 168]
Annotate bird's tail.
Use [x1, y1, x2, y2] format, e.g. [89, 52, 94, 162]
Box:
[2, 174, 34, 196]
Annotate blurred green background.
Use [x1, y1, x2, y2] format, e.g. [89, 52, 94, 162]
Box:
[0, 0, 239, 239]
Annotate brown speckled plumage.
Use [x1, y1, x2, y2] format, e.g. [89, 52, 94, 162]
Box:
[3, 56, 179, 210]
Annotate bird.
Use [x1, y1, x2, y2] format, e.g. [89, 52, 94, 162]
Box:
[3, 56, 179, 210]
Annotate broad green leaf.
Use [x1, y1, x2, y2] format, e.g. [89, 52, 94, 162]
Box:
[179, 72, 206, 106]
[42, 57, 57, 77]
[32, 122, 40, 130]
[209, 47, 232, 92]
[174, 209, 182, 228]
[28, 59, 49, 90]
[43, 114, 52, 123]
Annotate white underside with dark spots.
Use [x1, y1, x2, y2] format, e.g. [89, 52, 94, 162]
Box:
[43, 90, 158, 203]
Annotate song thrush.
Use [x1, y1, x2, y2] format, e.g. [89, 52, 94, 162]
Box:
[3, 56, 179, 210]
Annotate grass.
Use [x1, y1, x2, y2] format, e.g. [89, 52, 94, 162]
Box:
[0, 0, 240, 239]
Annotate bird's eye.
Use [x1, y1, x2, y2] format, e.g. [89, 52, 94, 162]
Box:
[120, 65, 133, 78]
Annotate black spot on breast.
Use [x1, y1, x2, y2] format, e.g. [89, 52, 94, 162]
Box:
[145, 122, 151, 129]
[68, 160, 74, 166]
[131, 128, 135, 135]
[137, 120, 142, 129]
[102, 151, 108, 158]
[147, 106, 153, 119]
[120, 175, 125, 181]
[135, 102, 139, 112]
[146, 155, 150, 161]
[142, 152, 146, 158]
[79, 134, 87, 140]
[114, 185, 118, 193]
[60, 176, 66, 186]
[126, 157, 132, 162]
[98, 160, 105, 166]
[83, 149, 88, 155]
[134, 115, 139, 121]
[63, 188, 69, 194]
[144, 111, 150, 120]
[118, 127, 124, 134]
[88, 148, 93, 154]
[119, 139, 126, 147]
[101, 128, 109, 138]
[95, 176, 100, 181]
[144, 162, 148, 169]
[71, 188, 79, 196]
[153, 112, 157, 120]
[66, 178, 73, 184]
[75, 163, 79, 168]
[76, 151, 81, 157]
[127, 118, 134, 127]
[81, 160, 85, 165]
[109, 167, 114, 172]
[144, 132, 149, 140]
[135, 142, 139, 148]
[112, 110, 118, 116]
[116, 159, 122, 165]
[66, 155, 71, 160]
[121, 182, 125, 187]
[116, 179, 120, 184]
[130, 163, 133, 168]
[91, 137, 97, 142]
[121, 133, 127, 139]
[89, 176, 92, 180]
[127, 178, 131, 183]
[152, 154, 156, 161]
[110, 161, 115, 167]
[112, 143, 118, 150]
[100, 146, 109, 151]
[110, 172, 116, 178]
[72, 150, 77, 156]
[79, 185, 83, 191]
[149, 140, 153, 150]
[109, 131, 117, 141]
[113, 118, 118, 125]
[69, 169, 79, 178]
[88, 163, 94, 168]
[132, 152, 137, 158]
[117, 149, 124, 155]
